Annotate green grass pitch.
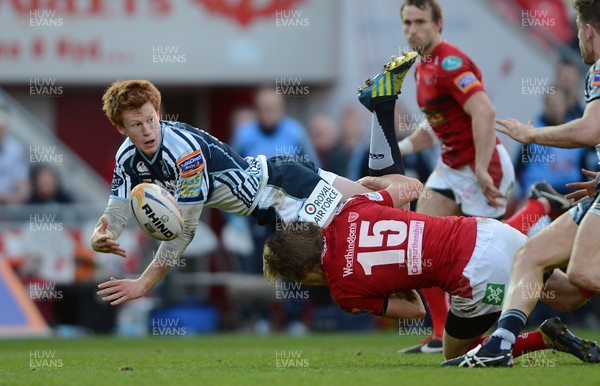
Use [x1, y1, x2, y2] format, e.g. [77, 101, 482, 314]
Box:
[1, 330, 599, 385]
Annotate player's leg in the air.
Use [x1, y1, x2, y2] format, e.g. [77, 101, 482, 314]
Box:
[357, 51, 418, 177]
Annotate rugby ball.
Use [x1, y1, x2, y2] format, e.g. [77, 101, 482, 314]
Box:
[130, 183, 183, 241]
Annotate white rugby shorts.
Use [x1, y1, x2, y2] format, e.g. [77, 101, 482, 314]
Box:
[425, 144, 515, 218]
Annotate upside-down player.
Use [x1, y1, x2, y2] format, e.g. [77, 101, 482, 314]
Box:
[262, 175, 599, 363]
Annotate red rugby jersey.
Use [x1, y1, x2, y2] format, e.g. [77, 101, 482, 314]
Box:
[415, 41, 500, 168]
[321, 191, 477, 316]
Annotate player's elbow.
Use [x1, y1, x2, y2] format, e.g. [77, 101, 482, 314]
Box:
[467, 96, 495, 120]
[582, 122, 600, 147]
[179, 224, 197, 242]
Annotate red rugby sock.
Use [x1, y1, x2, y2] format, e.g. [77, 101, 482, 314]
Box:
[421, 287, 448, 340]
[504, 199, 545, 235]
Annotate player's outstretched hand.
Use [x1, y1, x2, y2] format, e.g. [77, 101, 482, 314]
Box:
[97, 277, 148, 306]
[91, 216, 127, 258]
[495, 118, 534, 144]
[476, 169, 504, 208]
[565, 168, 600, 204]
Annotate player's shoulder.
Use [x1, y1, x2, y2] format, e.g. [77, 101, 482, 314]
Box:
[162, 120, 205, 140]
[161, 120, 214, 152]
[585, 59, 600, 102]
[436, 41, 477, 74]
[114, 138, 136, 165]
[587, 58, 600, 87]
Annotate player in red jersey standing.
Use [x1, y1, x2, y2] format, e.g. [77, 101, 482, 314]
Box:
[262, 175, 599, 363]
[393, 0, 569, 353]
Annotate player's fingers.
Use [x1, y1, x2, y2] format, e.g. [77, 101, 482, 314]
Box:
[484, 192, 502, 207]
[495, 126, 509, 136]
[565, 189, 588, 200]
[357, 176, 375, 188]
[582, 168, 598, 178]
[109, 246, 127, 258]
[111, 294, 130, 306]
[97, 279, 120, 289]
[95, 234, 109, 243]
[487, 199, 501, 208]
[495, 118, 509, 127]
[96, 285, 121, 295]
[102, 291, 125, 302]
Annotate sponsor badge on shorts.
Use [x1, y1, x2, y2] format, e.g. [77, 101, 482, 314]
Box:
[482, 283, 505, 305]
[299, 180, 343, 227]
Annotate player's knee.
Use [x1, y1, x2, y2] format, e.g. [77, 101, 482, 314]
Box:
[514, 244, 549, 270]
[567, 269, 599, 293]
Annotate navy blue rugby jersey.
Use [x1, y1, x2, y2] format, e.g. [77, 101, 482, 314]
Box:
[110, 120, 266, 216]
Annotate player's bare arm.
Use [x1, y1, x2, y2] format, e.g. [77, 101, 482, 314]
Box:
[357, 174, 423, 192]
[464, 91, 504, 207]
[97, 203, 203, 306]
[385, 291, 426, 320]
[331, 175, 373, 200]
[397, 122, 438, 155]
[496, 99, 600, 147]
[97, 261, 172, 306]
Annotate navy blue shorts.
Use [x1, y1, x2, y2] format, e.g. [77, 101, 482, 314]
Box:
[569, 193, 600, 225]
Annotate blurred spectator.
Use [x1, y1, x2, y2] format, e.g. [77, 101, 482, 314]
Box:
[308, 114, 346, 176]
[27, 164, 73, 204]
[340, 105, 370, 180]
[555, 58, 585, 121]
[0, 105, 30, 204]
[515, 89, 595, 197]
[232, 87, 319, 164]
[230, 106, 257, 133]
[395, 103, 436, 183]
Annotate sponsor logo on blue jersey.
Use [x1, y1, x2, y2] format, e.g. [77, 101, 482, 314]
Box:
[593, 70, 600, 87]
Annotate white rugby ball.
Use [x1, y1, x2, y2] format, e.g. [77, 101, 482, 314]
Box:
[130, 183, 183, 241]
